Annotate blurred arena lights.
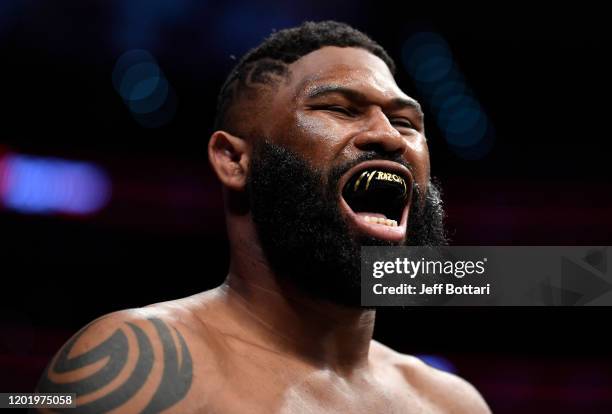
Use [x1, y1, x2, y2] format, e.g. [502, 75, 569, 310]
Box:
[213, 1, 298, 57]
[112, 49, 177, 128]
[416, 354, 458, 374]
[113, 0, 192, 51]
[402, 32, 495, 160]
[0, 152, 111, 216]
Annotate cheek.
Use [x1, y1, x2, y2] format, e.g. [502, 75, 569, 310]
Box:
[289, 112, 345, 154]
[295, 111, 342, 139]
[406, 134, 431, 189]
[295, 111, 321, 136]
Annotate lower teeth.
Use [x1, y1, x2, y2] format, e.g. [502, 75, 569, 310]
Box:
[363, 216, 397, 227]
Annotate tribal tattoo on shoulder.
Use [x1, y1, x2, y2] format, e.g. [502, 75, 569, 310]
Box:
[36, 317, 193, 413]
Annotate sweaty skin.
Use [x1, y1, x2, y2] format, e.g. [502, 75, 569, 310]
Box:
[35, 47, 491, 413]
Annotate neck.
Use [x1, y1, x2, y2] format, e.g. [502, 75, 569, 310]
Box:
[216, 211, 376, 374]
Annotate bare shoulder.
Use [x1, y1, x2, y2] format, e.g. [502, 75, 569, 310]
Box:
[34, 298, 217, 413]
[371, 340, 491, 414]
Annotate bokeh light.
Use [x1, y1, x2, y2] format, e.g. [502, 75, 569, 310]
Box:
[112, 49, 176, 128]
[402, 32, 494, 160]
[0, 153, 111, 215]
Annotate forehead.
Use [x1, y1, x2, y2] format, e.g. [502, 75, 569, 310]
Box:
[286, 46, 406, 100]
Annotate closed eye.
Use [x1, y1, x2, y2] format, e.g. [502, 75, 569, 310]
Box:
[390, 118, 415, 129]
[320, 105, 355, 116]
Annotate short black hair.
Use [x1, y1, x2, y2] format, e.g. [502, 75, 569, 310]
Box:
[213, 20, 396, 133]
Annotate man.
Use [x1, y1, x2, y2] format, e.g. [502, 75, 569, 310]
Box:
[36, 21, 490, 413]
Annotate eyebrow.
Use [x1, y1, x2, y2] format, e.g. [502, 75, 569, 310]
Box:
[304, 84, 424, 116]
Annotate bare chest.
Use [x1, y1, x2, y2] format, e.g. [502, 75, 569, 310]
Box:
[175, 354, 439, 414]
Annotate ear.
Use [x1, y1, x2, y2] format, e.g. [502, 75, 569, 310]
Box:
[208, 130, 250, 191]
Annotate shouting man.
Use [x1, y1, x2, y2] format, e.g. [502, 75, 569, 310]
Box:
[36, 21, 490, 413]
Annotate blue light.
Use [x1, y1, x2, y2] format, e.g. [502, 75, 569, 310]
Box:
[402, 32, 495, 160]
[119, 62, 161, 100]
[112, 49, 157, 93]
[127, 75, 169, 114]
[112, 49, 176, 127]
[437, 95, 488, 147]
[403, 42, 453, 83]
[416, 354, 457, 374]
[0, 154, 111, 215]
[428, 77, 467, 110]
[130, 89, 178, 128]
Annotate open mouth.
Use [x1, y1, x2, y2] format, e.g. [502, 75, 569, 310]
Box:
[338, 160, 413, 242]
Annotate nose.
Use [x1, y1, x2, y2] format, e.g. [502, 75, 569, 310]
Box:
[353, 108, 408, 157]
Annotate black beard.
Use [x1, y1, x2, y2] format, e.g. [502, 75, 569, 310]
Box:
[247, 140, 448, 308]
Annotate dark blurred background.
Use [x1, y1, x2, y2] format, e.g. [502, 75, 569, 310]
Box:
[1, 1, 611, 413]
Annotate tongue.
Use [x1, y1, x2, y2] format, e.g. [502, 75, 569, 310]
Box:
[356, 212, 388, 219]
